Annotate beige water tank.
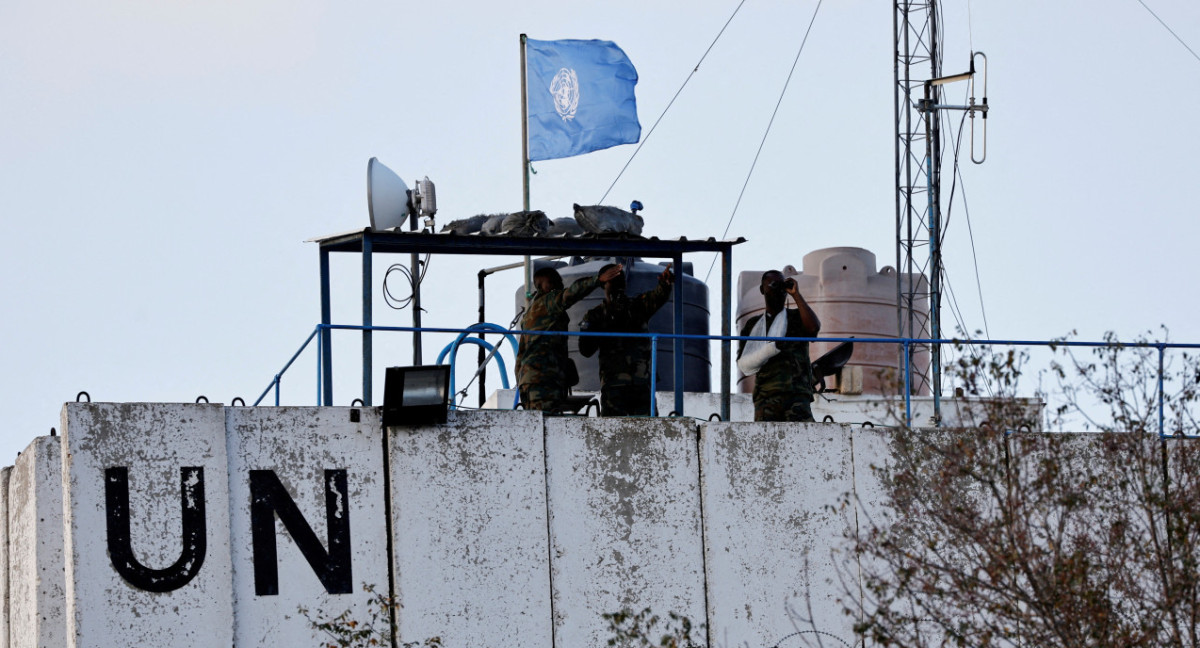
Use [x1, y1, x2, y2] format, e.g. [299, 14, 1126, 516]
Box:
[736, 247, 929, 396]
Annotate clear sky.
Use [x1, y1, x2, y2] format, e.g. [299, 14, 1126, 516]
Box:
[2, 0, 1197, 461]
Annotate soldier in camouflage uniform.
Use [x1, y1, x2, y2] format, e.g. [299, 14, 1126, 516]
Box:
[736, 270, 822, 422]
[579, 264, 674, 416]
[516, 265, 623, 412]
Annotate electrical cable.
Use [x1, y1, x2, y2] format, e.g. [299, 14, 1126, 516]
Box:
[937, 112, 970, 337]
[938, 106, 967, 242]
[955, 147, 991, 339]
[935, 89, 995, 398]
[942, 273, 968, 336]
[941, 271, 996, 399]
[1134, 0, 1200, 64]
[457, 340, 510, 403]
[455, 308, 527, 406]
[947, 219, 996, 400]
[597, 0, 748, 204]
[939, 88, 991, 339]
[703, 0, 824, 284]
[383, 254, 431, 310]
[932, 0, 946, 79]
[383, 264, 416, 309]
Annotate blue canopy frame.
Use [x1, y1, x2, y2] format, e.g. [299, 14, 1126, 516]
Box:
[309, 228, 744, 419]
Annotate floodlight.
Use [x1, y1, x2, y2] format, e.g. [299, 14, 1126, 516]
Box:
[367, 157, 411, 230]
[383, 365, 451, 426]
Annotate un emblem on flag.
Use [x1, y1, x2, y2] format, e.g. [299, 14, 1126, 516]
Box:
[549, 68, 579, 121]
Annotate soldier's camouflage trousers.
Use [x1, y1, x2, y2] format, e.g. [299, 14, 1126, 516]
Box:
[600, 385, 653, 417]
[753, 393, 815, 423]
[520, 384, 566, 412]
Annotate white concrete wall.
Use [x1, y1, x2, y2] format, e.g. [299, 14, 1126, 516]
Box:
[545, 417, 707, 647]
[702, 422, 864, 648]
[387, 409, 553, 648]
[0, 405, 908, 647]
[60, 403, 233, 648]
[839, 426, 894, 638]
[8, 436, 65, 648]
[0, 466, 11, 648]
[226, 406, 389, 647]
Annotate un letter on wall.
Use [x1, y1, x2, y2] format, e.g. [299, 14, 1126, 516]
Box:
[227, 407, 388, 645]
[62, 403, 235, 648]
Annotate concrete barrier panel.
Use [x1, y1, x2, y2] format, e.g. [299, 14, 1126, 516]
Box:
[545, 417, 706, 648]
[9, 437, 65, 648]
[227, 407, 389, 646]
[389, 409, 552, 647]
[60, 403, 233, 648]
[0, 466, 11, 648]
[843, 425, 894, 636]
[702, 422, 860, 648]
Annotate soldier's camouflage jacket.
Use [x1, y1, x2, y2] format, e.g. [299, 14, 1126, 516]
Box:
[737, 309, 815, 404]
[515, 276, 601, 388]
[579, 279, 672, 389]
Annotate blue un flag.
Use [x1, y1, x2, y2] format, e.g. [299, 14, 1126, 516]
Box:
[525, 38, 641, 162]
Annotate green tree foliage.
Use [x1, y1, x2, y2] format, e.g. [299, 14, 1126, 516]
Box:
[846, 333, 1200, 647]
[300, 583, 442, 648]
[602, 607, 704, 648]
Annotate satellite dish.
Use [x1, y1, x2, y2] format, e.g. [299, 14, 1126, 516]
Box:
[367, 157, 410, 230]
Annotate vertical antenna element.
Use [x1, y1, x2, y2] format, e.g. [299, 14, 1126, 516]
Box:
[970, 52, 988, 164]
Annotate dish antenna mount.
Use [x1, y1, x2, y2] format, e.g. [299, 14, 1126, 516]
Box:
[366, 157, 438, 364]
[367, 157, 437, 231]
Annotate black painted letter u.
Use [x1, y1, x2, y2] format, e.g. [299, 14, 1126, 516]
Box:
[105, 466, 207, 592]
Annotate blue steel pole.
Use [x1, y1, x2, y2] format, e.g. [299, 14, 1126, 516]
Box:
[650, 335, 659, 417]
[362, 233, 373, 406]
[673, 254, 684, 416]
[904, 339, 913, 426]
[926, 153, 942, 424]
[721, 248, 732, 421]
[320, 248, 333, 406]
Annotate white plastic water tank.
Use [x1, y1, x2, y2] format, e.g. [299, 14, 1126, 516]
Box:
[736, 247, 929, 396]
[514, 257, 711, 393]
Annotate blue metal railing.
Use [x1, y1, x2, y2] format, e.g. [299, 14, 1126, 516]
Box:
[257, 323, 1200, 436]
[254, 327, 322, 407]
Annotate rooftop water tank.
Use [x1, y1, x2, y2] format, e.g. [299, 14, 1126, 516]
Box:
[736, 247, 929, 396]
[515, 257, 711, 393]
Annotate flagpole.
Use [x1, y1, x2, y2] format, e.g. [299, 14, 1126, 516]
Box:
[520, 33, 533, 300]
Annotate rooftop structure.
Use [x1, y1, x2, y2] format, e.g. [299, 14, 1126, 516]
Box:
[308, 227, 745, 418]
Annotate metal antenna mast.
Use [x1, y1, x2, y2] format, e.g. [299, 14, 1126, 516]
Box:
[894, 1, 941, 418]
[894, 2, 988, 425]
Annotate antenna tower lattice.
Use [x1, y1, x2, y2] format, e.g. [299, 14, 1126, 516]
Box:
[894, 1, 943, 416]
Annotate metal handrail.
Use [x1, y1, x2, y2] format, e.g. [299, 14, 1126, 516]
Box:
[258, 323, 1200, 434]
[253, 326, 321, 406]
